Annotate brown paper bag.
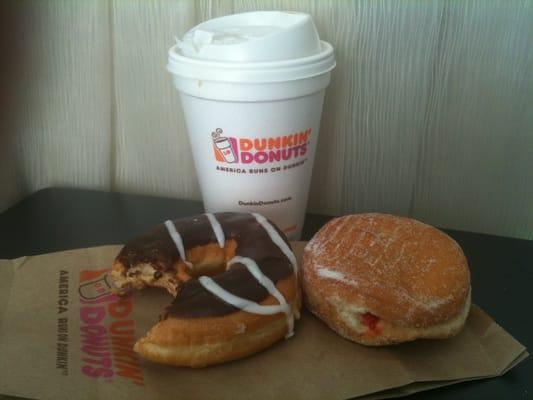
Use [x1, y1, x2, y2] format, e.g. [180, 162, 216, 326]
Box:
[0, 243, 527, 400]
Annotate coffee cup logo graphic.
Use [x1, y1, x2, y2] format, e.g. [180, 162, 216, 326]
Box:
[212, 128, 238, 163]
[79, 274, 113, 300]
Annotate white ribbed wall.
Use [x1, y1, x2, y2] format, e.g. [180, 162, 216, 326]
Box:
[0, 0, 531, 239]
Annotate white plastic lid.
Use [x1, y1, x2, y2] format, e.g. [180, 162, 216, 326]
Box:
[168, 11, 335, 83]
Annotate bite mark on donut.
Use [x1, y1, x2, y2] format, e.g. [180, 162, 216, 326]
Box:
[110, 261, 180, 296]
[111, 240, 240, 297]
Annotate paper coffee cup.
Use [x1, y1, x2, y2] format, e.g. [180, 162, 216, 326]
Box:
[168, 11, 335, 239]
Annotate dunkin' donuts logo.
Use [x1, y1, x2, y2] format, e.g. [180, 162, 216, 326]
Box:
[212, 128, 311, 164]
[78, 270, 144, 386]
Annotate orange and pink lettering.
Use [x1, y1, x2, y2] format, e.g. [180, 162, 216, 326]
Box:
[214, 129, 311, 165]
[78, 270, 145, 386]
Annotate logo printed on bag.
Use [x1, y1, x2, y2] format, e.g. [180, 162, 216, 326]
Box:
[78, 270, 145, 386]
[212, 128, 311, 165]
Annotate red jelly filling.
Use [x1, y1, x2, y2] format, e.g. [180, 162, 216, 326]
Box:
[361, 312, 380, 333]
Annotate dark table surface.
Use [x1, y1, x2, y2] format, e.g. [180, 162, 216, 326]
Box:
[0, 188, 531, 400]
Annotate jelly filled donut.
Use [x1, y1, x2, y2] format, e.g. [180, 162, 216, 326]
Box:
[110, 212, 300, 367]
[302, 213, 471, 346]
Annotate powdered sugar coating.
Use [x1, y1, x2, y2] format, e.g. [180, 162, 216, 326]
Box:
[316, 266, 346, 281]
[302, 213, 471, 328]
[316, 266, 360, 288]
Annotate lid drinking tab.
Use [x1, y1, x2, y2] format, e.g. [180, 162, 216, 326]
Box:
[178, 11, 322, 62]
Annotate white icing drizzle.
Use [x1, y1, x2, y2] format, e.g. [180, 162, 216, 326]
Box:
[164, 220, 193, 268]
[252, 213, 298, 274]
[168, 212, 297, 338]
[198, 275, 294, 338]
[229, 256, 294, 337]
[198, 276, 283, 314]
[205, 213, 225, 248]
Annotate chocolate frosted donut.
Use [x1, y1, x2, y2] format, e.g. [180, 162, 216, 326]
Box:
[110, 212, 300, 367]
